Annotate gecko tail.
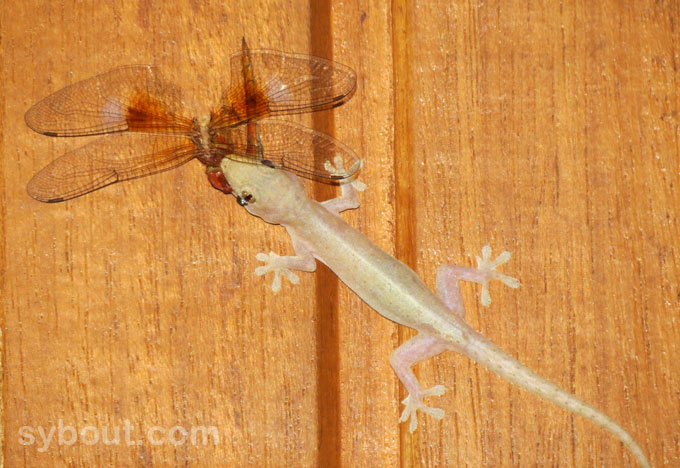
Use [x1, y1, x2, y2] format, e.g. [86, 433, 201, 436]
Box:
[457, 333, 653, 468]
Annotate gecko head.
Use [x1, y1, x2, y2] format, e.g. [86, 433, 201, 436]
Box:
[219, 157, 306, 225]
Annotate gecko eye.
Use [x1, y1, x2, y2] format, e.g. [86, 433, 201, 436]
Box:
[238, 191, 254, 206]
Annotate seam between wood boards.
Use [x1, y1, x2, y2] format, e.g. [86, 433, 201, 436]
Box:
[0, 10, 6, 466]
[309, 2, 341, 467]
[391, 1, 419, 467]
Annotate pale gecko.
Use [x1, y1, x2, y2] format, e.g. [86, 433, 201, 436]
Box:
[219, 155, 653, 468]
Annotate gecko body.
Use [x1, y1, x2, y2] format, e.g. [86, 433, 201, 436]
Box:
[219, 157, 652, 468]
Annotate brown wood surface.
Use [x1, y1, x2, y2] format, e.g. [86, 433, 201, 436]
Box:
[1, 0, 677, 467]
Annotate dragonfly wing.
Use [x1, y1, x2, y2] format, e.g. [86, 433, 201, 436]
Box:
[25, 66, 194, 137]
[213, 50, 356, 126]
[215, 120, 361, 183]
[27, 133, 198, 202]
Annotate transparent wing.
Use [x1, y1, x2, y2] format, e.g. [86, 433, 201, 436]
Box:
[27, 133, 198, 202]
[214, 120, 361, 183]
[25, 66, 194, 137]
[212, 49, 356, 127]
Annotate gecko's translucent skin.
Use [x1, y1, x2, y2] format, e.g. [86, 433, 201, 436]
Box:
[220, 157, 652, 468]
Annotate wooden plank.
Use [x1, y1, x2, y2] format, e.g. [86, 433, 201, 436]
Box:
[331, 2, 399, 468]
[1, 0, 677, 467]
[402, 1, 675, 467]
[3, 1, 321, 467]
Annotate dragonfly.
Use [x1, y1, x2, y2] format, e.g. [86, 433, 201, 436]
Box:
[25, 39, 360, 203]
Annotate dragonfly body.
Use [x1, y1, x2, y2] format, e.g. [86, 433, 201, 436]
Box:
[218, 156, 653, 468]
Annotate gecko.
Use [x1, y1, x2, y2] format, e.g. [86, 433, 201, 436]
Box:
[218, 155, 653, 468]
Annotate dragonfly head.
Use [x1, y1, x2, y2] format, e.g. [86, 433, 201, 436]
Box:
[220, 157, 307, 225]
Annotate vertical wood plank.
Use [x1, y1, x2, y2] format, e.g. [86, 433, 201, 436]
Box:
[2, 1, 320, 467]
[405, 1, 676, 467]
[331, 2, 401, 468]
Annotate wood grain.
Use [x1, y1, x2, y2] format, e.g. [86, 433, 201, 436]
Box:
[1, 0, 677, 467]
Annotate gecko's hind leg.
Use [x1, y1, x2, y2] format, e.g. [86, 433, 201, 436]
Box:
[255, 235, 316, 293]
[321, 156, 366, 215]
[437, 245, 520, 313]
[390, 333, 449, 432]
[391, 246, 521, 431]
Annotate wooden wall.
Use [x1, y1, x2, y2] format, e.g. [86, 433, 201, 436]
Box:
[1, 0, 677, 466]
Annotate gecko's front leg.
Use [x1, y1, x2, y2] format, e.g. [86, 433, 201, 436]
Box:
[391, 246, 519, 432]
[255, 159, 366, 293]
[321, 156, 366, 215]
[255, 236, 316, 293]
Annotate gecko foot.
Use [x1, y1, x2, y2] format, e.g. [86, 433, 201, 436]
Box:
[324, 156, 366, 191]
[475, 245, 520, 306]
[399, 384, 447, 432]
[254, 251, 300, 294]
